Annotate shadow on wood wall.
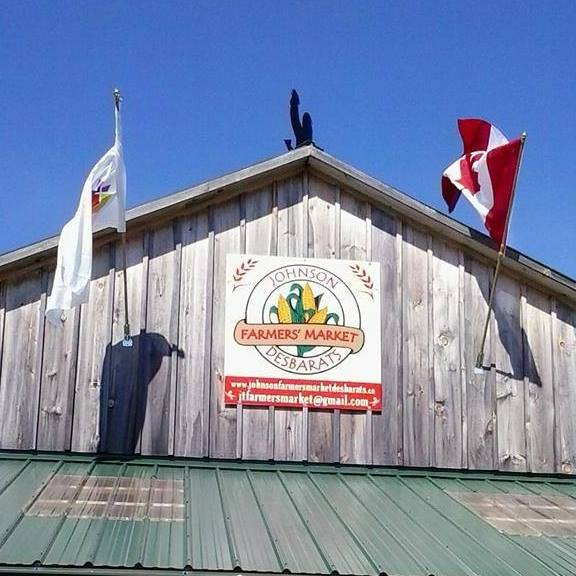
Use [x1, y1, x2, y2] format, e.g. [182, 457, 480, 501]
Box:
[493, 298, 542, 386]
[98, 331, 184, 454]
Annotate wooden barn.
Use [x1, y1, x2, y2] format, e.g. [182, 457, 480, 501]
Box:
[1, 145, 576, 575]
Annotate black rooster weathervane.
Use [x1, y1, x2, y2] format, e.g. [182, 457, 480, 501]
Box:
[285, 90, 320, 151]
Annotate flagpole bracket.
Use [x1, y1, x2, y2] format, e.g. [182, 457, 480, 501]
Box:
[474, 352, 485, 374]
[474, 364, 493, 375]
[122, 323, 133, 348]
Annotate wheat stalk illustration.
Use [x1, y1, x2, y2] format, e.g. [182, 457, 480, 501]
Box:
[349, 264, 374, 299]
[232, 258, 258, 288]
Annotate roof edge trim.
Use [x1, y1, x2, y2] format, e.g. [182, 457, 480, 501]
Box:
[308, 147, 576, 299]
[0, 146, 313, 275]
[0, 450, 575, 482]
[0, 145, 574, 301]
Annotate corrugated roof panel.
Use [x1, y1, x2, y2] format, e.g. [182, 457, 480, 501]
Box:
[510, 535, 576, 576]
[527, 479, 576, 505]
[342, 474, 470, 576]
[42, 462, 124, 566]
[550, 481, 576, 499]
[3, 454, 576, 575]
[248, 469, 330, 575]
[0, 459, 61, 564]
[447, 477, 576, 538]
[280, 470, 377, 575]
[218, 468, 282, 572]
[139, 466, 186, 570]
[317, 473, 432, 576]
[380, 475, 509, 576]
[0, 459, 29, 493]
[187, 467, 234, 570]
[406, 476, 558, 575]
[0, 461, 90, 565]
[90, 463, 156, 567]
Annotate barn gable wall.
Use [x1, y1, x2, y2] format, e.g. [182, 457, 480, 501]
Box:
[0, 168, 574, 473]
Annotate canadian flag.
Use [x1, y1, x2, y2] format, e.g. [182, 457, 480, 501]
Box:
[442, 119, 523, 245]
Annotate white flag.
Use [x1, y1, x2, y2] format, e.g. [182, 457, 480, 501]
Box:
[46, 102, 126, 325]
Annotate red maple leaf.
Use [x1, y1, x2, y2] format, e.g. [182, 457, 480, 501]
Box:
[457, 151, 483, 195]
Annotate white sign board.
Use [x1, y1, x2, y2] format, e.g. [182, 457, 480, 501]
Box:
[224, 255, 382, 411]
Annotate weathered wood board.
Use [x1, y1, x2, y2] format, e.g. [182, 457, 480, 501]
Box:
[371, 210, 402, 465]
[241, 186, 276, 460]
[432, 240, 463, 468]
[339, 192, 370, 464]
[209, 197, 242, 459]
[140, 223, 181, 456]
[175, 213, 212, 457]
[0, 271, 44, 449]
[37, 270, 79, 451]
[494, 274, 527, 472]
[524, 287, 555, 472]
[306, 176, 338, 463]
[0, 283, 5, 405]
[553, 300, 576, 473]
[274, 176, 307, 461]
[104, 233, 147, 454]
[464, 257, 497, 469]
[402, 225, 432, 467]
[71, 248, 114, 452]
[1, 169, 575, 475]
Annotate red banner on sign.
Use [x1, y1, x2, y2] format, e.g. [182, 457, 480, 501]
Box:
[224, 375, 382, 411]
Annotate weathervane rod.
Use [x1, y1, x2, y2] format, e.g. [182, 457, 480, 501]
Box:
[475, 132, 527, 370]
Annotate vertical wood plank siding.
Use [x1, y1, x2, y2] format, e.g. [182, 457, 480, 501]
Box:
[242, 186, 276, 460]
[339, 192, 370, 464]
[1, 171, 575, 473]
[524, 287, 555, 472]
[306, 176, 338, 462]
[0, 271, 43, 449]
[140, 223, 181, 455]
[105, 233, 147, 454]
[402, 226, 432, 466]
[274, 176, 307, 461]
[494, 274, 527, 472]
[71, 249, 114, 452]
[553, 301, 576, 473]
[37, 270, 79, 451]
[371, 210, 402, 465]
[464, 257, 497, 469]
[209, 197, 242, 458]
[432, 241, 463, 468]
[175, 212, 212, 457]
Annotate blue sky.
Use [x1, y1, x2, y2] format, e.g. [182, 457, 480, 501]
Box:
[1, 2, 575, 277]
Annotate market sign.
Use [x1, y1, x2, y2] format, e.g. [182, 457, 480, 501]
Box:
[224, 255, 382, 411]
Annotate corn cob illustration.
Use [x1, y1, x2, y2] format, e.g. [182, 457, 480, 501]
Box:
[269, 282, 340, 357]
[276, 295, 292, 323]
[302, 283, 315, 320]
[307, 307, 328, 324]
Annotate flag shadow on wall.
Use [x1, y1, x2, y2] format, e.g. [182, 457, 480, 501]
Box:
[491, 297, 541, 387]
[465, 233, 542, 387]
[98, 331, 184, 455]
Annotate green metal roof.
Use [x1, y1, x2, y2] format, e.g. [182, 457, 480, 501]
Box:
[1, 453, 576, 575]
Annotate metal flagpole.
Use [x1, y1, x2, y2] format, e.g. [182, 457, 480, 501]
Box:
[475, 132, 527, 371]
[114, 88, 133, 348]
